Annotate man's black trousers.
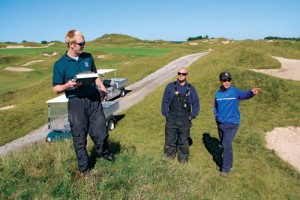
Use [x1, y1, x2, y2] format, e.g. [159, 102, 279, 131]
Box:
[68, 94, 110, 172]
[164, 113, 191, 162]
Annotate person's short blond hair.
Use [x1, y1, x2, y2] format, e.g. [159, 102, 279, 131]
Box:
[65, 30, 85, 43]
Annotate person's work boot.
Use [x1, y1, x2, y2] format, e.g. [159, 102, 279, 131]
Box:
[220, 171, 229, 178]
[101, 153, 115, 162]
[178, 159, 188, 164]
[78, 169, 91, 178]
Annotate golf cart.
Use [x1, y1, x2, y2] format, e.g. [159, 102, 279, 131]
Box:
[98, 69, 128, 100]
[46, 94, 119, 142]
[45, 69, 127, 142]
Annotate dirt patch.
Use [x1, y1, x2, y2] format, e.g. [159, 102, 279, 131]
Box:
[4, 67, 34, 72]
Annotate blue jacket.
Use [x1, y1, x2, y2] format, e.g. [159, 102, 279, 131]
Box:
[161, 81, 200, 119]
[214, 86, 254, 124]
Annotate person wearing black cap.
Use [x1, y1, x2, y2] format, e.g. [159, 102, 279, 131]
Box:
[214, 72, 260, 177]
[161, 67, 200, 163]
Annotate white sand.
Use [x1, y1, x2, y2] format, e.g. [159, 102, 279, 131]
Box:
[251, 57, 300, 173]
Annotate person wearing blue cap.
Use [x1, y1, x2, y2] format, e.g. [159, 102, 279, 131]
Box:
[214, 72, 260, 177]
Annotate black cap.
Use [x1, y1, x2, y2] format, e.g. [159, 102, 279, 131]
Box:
[219, 72, 231, 81]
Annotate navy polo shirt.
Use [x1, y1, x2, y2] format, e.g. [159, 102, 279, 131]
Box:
[52, 52, 99, 99]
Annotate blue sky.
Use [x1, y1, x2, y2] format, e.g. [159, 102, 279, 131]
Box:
[1, 0, 299, 43]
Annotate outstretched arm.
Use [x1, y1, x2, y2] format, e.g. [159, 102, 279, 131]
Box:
[251, 88, 260, 95]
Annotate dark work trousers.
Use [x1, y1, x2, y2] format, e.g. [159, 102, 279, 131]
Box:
[165, 113, 191, 162]
[68, 93, 110, 172]
[217, 123, 239, 173]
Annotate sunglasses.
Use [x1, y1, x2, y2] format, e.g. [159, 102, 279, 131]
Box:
[178, 72, 188, 76]
[222, 78, 231, 82]
[73, 41, 86, 47]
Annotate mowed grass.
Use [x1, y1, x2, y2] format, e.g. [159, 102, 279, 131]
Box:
[1, 37, 300, 199]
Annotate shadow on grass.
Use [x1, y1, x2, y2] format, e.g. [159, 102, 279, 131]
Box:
[111, 114, 125, 130]
[89, 139, 121, 169]
[114, 114, 125, 123]
[202, 133, 223, 168]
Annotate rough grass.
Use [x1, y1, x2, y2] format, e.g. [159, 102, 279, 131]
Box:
[1, 37, 300, 199]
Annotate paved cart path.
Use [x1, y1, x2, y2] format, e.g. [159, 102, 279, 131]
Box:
[0, 52, 208, 156]
[117, 52, 209, 112]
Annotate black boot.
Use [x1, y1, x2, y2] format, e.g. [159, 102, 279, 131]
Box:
[101, 152, 115, 162]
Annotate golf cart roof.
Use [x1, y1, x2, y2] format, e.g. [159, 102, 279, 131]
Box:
[97, 69, 116, 75]
[46, 94, 68, 103]
[47, 69, 117, 103]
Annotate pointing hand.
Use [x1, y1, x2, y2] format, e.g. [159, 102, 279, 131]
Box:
[252, 88, 260, 95]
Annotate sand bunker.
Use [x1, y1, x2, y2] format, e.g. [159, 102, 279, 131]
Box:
[21, 60, 44, 66]
[43, 52, 59, 57]
[3, 59, 44, 72]
[255, 56, 300, 173]
[222, 41, 232, 44]
[97, 55, 105, 58]
[0, 105, 16, 110]
[250, 56, 300, 81]
[265, 127, 300, 173]
[4, 67, 33, 72]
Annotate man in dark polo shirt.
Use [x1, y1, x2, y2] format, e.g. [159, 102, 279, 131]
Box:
[52, 30, 115, 175]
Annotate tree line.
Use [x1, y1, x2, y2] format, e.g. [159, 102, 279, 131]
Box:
[1, 40, 60, 44]
[264, 36, 300, 41]
[187, 35, 209, 41]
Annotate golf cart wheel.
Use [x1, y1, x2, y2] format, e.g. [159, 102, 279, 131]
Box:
[108, 119, 115, 131]
[120, 89, 126, 97]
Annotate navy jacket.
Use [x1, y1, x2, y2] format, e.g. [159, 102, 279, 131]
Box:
[161, 81, 200, 119]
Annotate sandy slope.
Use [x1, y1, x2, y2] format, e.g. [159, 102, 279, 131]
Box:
[251, 56, 300, 173]
[251, 56, 300, 81]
